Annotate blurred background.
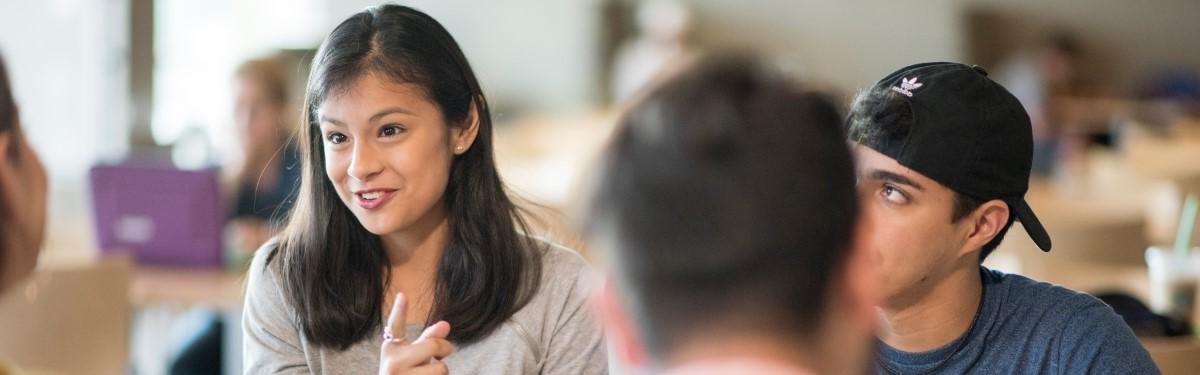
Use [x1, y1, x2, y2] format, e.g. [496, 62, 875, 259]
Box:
[2, 0, 1200, 374]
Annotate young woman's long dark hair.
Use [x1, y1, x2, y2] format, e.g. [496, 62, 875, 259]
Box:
[267, 4, 543, 350]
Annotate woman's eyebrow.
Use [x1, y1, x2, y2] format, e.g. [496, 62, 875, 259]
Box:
[368, 107, 414, 123]
[319, 107, 414, 126]
[319, 115, 346, 127]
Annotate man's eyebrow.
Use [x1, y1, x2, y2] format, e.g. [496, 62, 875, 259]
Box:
[868, 169, 925, 191]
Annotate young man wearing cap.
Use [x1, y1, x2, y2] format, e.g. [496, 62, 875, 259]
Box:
[848, 62, 1158, 374]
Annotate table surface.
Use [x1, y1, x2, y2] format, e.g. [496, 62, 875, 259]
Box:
[129, 265, 246, 309]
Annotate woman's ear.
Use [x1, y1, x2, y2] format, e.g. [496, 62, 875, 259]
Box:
[450, 101, 481, 155]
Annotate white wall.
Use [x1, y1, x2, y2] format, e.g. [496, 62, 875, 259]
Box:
[323, 0, 964, 112]
[963, 0, 1200, 93]
[0, 0, 130, 209]
[683, 0, 963, 97]
[152, 0, 327, 157]
[682, 0, 1200, 96]
[324, 0, 605, 116]
[257, 0, 1200, 115]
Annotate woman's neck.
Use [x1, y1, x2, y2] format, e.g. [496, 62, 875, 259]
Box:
[380, 204, 450, 324]
[381, 202, 450, 265]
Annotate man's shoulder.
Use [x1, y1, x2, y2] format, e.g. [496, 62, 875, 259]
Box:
[987, 267, 1110, 317]
[982, 268, 1159, 374]
[984, 267, 1128, 340]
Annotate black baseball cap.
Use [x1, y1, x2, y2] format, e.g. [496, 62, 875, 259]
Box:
[851, 62, 1052, 252]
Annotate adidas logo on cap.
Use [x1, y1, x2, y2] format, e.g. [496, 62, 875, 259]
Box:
[890, 77, 923, 97]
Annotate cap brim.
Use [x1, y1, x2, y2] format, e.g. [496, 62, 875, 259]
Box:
[1008, 198, 1052, 252]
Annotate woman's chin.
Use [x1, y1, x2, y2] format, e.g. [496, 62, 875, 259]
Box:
[359, 221, 397, 235]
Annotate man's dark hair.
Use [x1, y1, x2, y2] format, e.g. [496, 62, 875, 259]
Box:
[585, 54, 859, 358]
[848, 88, 1015, 261]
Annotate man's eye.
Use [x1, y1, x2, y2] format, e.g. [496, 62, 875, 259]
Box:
[881, 185, 908, 204]
[883, 186, 898, 198]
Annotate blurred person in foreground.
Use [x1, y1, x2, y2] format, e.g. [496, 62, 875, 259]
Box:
[0, 51, 48, 297]
[0, 51, 52, 374]
[585, 54, 878, 374]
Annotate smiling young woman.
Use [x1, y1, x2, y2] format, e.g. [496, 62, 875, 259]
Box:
[240, 5, 605, 374]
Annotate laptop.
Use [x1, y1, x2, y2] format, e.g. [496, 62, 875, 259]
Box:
[89, 164, 224, 266]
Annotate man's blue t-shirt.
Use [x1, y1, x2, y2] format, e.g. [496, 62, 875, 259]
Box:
[874, 267, 1160, 374]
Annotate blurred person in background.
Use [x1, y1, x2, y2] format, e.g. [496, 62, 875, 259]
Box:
[611, 0, 696, 103]
[225, 57, 301, 264]
[995, 32, 1082, 176]
[166, 57, 302, 375]
[242, 5, 605, 374]
[587, 55, 878, 374]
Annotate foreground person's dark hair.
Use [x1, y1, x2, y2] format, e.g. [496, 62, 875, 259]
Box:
[586, 55, 859, 356]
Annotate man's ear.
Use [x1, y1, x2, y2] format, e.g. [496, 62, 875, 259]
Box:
[450, 100, 481, 155]
[958, 200, 1009, 258]
[590, 275, 647, 368]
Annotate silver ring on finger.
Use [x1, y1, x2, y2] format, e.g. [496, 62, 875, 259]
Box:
[383, 329, 405, 344]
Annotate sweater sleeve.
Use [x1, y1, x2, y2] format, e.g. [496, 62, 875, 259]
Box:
[241, 244, 311, 374]
[539, 247, 608, 375]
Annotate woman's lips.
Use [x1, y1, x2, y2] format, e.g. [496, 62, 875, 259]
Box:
[354, 189, 397, 210]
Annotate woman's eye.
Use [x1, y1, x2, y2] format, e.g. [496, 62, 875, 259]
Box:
[326, 133, 348, 144]
[380, 125, 406, 137]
